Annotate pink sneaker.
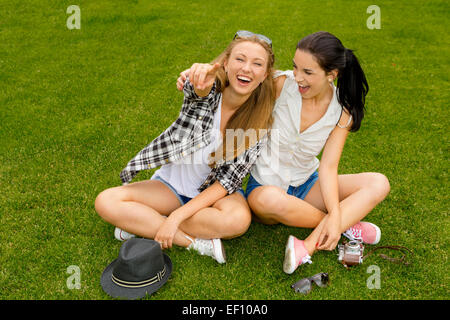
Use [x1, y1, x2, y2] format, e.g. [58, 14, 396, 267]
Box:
[343, 222, 381, 245]
[283, 235, 312, 274]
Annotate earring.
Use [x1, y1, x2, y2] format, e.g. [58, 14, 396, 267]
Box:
[328, 77, 333, 82]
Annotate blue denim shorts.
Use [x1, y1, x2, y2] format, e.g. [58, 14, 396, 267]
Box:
[244, 171, 319, 200]
[152, 175, 193, 206]
[153, 175, 247, 205]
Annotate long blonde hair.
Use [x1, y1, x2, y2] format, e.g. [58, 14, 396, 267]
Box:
[209, 36, 276, 166]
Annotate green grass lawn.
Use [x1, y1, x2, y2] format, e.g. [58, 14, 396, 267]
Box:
[0, 0, 448, 300]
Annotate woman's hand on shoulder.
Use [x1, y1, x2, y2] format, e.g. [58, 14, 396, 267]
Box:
[274, 73, 286, 99]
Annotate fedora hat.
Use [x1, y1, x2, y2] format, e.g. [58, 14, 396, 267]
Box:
[101, 238, 172, 299]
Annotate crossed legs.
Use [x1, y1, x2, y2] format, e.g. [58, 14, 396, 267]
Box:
[248, 172, 390, 254]
[95, 179, 252, 248]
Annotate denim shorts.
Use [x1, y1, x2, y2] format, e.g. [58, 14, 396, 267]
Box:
[153, 175, 248, 204]
[152, 175, 193, 206]
[244, 171, 319, 200]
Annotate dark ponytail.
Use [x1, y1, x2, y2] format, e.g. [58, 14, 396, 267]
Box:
[297, 32, 369, 132]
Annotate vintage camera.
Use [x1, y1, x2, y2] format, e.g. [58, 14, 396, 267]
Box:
[338, 240, 364, 267]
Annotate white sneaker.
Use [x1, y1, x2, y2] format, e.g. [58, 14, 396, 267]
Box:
[186, 236, 226, 264]
[283, 235, 312, 274]
[114, 227, 136, 241]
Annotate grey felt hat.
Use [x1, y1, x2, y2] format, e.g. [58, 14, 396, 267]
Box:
[101, 238, 172, 299]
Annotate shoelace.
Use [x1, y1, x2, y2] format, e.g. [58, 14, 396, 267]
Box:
[185, 236, 212, 256]
[193, 239, 212, 255]
[347, 226, 362, 240]
[302, 255, 313, 265]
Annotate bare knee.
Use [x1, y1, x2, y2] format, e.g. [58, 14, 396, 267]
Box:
[95, 186, 126, 223]
[368, 173, 390, 203]
[249, 186, 288, 213]
[248, 186, 288, 221]
[220, 205, 252, 239]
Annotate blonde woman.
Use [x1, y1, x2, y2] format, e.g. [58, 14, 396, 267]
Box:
[95, 31, 275, 263]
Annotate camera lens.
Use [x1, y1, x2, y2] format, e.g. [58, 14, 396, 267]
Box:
[345, 241, 361, 254]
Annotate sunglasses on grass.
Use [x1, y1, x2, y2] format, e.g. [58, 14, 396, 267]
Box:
[233, 30, 272, 48]
[291, 272, 329, 294]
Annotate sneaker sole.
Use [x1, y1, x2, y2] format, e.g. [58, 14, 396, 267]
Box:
[283, 236, 297, 274]
[212, 239, 226, 264]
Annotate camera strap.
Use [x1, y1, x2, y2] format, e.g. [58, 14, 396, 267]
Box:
[362, 245, 414, 265]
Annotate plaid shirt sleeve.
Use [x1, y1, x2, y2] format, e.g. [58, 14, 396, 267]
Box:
[119, 75, 267, 194]
[119, 78, 219, 185]
[199, 133, 269, 194]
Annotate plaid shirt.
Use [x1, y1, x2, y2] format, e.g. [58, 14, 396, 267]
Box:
[119, 78, 268, 194]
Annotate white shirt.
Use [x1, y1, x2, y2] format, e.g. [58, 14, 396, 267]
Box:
[152, 97, 223, 198]
[251, 70, 342, 191]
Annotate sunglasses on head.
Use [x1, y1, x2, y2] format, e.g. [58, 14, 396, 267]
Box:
[291, 272, 329, 294]
[233, 30, 272, 48]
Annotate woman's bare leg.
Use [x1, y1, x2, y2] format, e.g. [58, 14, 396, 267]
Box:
[301, 172, 390, 254]
[247, 185, 326, 228]
[95, 180, 192, 247]
[180, 192, 252, 239]
[95, 181, 252, 246]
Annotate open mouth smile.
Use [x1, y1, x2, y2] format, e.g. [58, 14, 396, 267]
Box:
[298, 84, 310, 94]
[237, 75, 252, 86]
